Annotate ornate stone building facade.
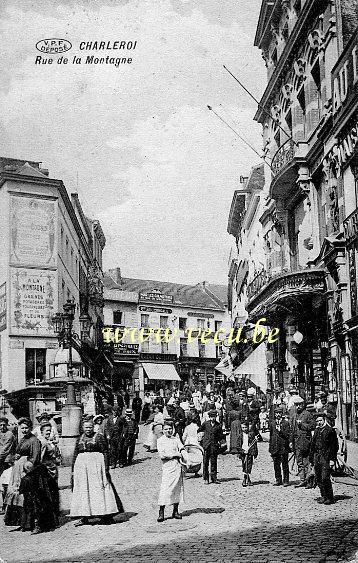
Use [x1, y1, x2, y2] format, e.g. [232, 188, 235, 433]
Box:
[229, 0, 358, 439]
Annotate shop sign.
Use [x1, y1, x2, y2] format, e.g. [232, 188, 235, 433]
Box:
[139, 289, 173, 304]
[10, 268, 57, 336]
[187, 312, 215, 318]
[323, 118, 358, 178]
[114, 343, 139, 355]
[139, 306, 172, 313]
[332, 29, 358, 120]
[9, 339, 24, 349]
[0, 283, 6, 331]
[10, 196, 56, 266]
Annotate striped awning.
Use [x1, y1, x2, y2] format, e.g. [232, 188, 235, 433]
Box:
[142, 362, 181, 381]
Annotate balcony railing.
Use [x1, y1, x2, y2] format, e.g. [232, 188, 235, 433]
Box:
[247, 269, 271, 301]
[271, 139, 295, 177]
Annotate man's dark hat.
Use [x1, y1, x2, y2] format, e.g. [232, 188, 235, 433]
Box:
[0, 416, 9, 424]
[37, 412, 51, 421]
[208, 409, 217, 417]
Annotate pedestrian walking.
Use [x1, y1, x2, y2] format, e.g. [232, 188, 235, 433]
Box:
[122, 409, 139, 466]
[238, 420, 258, 487]
[198, 409, 223, 484]
[290, 399, 316, 487]
[157, 420, 185, 522]
[309, 412, 338, 505]
[269, 407, 291, 487]
[132, 391, 143, 423]
[70, 416, 124, 526]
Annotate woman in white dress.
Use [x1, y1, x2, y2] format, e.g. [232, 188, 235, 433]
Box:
[157, 421, 184, 522]
[70, 417, 124, 526]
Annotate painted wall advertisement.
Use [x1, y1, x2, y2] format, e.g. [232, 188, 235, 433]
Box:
[0, 283, 6, 331]
[11, 268, 57, 335]
[10, 195, 56, 266]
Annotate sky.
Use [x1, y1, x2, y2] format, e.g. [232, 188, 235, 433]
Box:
[0, 0, 265, 285]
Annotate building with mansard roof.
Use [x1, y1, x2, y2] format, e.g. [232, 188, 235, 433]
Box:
[103, 268, 229, 396]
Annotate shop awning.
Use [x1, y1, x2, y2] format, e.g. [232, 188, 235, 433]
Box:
[142, 362, 181, 381]
[233, 343, 267, 390]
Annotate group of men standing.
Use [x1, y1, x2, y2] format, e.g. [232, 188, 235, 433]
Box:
[269, 397, 339, 505]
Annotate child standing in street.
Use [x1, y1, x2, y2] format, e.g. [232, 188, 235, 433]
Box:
[238, 421, 258, 487]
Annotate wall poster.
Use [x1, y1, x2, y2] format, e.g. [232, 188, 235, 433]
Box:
[10, 268, 57, 336]
[10, 195, 56, 266]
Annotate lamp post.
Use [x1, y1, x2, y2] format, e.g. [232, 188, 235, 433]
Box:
[53, 299, 83, 466]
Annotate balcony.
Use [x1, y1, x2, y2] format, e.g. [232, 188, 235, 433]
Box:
[270, 140, 308, 202]
[246, 268, 326, 318]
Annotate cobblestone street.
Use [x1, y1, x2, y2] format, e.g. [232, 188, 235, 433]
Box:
[1, 429, 358, 563]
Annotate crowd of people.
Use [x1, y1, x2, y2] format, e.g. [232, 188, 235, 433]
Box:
[0, 382, 345, 532]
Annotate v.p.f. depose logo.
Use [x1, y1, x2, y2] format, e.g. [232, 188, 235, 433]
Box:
[36, 39, 72, 54]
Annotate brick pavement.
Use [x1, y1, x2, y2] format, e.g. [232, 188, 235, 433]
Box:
[0, 429, 358, 563]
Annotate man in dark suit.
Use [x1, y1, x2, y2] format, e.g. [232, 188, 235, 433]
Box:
[104, 406, 126, 468]
[290, 399, 316, 487]
[173, 399, 186, 440]
[198, 409, 224, 484]
[132, 391, 143, 423]
[269, 407, 291, 486]
[309, 412, 338, 505]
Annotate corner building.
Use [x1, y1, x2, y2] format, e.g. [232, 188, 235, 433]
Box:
[0, 158, 107, 421]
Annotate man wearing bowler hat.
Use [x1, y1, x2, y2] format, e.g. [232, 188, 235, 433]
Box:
[269, 406, 291, 486]
[198, 409, 224, 484]
[309, 411, 338, 505]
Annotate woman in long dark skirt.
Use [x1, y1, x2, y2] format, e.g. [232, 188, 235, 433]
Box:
[39, 422, 61, 520]
[4, 417, 41, 528]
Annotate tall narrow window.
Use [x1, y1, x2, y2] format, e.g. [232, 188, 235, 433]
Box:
[312, 60, 322, 118]
[141, 314, 149, 328]
[198, 343, 206, 358]
[113, 311, 123, 325]
[160, 316, 168, 328]
[25, 349, 46, 385]
[161, 342, 169, 354]
[180, 339, 188, 356]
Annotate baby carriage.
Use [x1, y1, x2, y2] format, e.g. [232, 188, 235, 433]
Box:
[180, 444, 204, 476]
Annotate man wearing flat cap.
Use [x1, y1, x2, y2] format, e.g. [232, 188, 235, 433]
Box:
[290, 398, 316, 487]
[309, 411, 338, 505]
[198, 409, 224, 484]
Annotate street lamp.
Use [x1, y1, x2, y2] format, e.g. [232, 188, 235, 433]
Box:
[53, 298, 82, 466]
